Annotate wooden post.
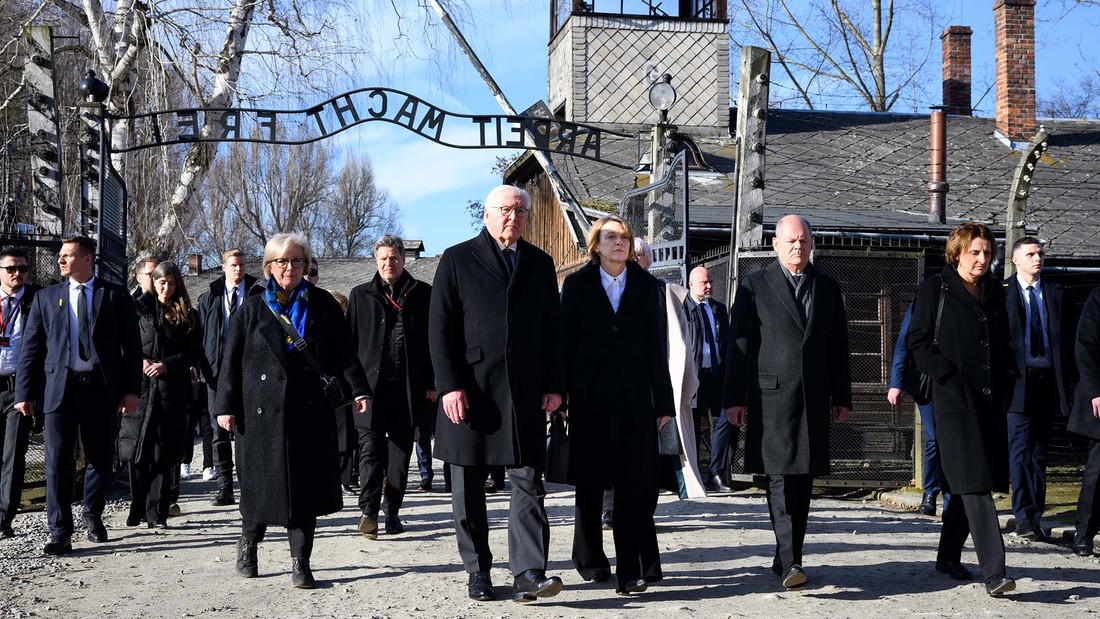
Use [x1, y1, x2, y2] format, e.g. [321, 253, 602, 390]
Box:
[23, 25, 64, 235]
[1003, 129, 1049, 278]
[728, 46, 770, 305]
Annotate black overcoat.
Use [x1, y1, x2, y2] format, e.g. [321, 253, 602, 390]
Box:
[1004, 277, 1072, 415]
[215, 284, 370, 525]
[560, 262, 675, 485]
[722, 261, 852, 476]
[1070, 287, 1100, 441]
[118, 294, 202, 464]
[908, 266, 1015, 494]
[346, 271, 434, 430]
[429, 228, 565, 468]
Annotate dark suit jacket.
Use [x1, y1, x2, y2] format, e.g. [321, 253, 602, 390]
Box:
[196, 274, 261, 384]
[1070, 287, 1100, 441]
[15, 277, 142, 413]
[4, 284, 42, 409]
[561, 261, 675, 486]
[723, 261, 852, 476]
[689, 296, 729, 376]
[909, 267, 1014, 494]
[346, 270, 434, 430]
[429, 228, 565, 468]
[1004, 277, 1071, 415]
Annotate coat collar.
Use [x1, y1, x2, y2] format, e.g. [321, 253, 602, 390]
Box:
[578, 261, 648, 317]
[472, 227, 532, 287]
[942, 265, 997, 310]
[764, 260, 807, 330]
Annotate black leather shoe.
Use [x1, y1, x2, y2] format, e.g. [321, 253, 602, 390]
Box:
[781, 564, 807, 590]
[615, 577, 648, 595]
[0, 524, 14, 539]
[43, 535, 72, 556]
[934, 559, 973, 581]
[1072, 533, 1095, 557]
[384, 514, 404, 534]
[236, 538, 258, 577]
[918, 492, 937, 516]
[985, 574, 1016, 596]
[211, 487, 236, 506]
[1014, 521, 1038, 541]
[468, 571, 494, 601]
[417, 479, 432, 493]
[484, 478, 501, 494]
[586, 569, 611, 583]
[705, 475, 731, 493]
[84, 516, 108, 543]
[291, 557, 315, 589]
[513, 569, 563, 602]
[601, 510, 614, 530]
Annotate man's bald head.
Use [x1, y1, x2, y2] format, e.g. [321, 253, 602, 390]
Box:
[689, 266, 713, 302]
[772, 214, 813, 274]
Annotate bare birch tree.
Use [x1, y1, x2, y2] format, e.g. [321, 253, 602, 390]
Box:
[314, 154, 401, 258]
[731, 0, 937, 111]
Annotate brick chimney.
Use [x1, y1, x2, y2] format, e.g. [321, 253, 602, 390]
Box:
[941, 26, 972, 115]
[188, 253, 203, 274]
[993, 0, 1036, 142]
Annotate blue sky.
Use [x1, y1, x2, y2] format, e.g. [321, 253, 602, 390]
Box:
[339, 0, 1098, 254]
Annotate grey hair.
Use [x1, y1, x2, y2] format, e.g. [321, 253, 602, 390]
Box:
[374, 235, 406, 259]
[262, 232, 313, 280]
[483, 185, 531, 213]
[633, 237, 653, 270]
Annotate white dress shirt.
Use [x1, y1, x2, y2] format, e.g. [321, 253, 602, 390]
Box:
[1016, 275, 1051, 369]
[68, 276, 96, 372]
[600, 265, 627, 313]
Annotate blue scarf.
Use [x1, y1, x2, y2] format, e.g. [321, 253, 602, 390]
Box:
[265, 277, 309, 350]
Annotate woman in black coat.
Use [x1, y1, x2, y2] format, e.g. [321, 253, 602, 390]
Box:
[215, 233, 369, 589]
[908, 222, 1018, 597]
[120, 262, 202, 528]
[561, 215, 676, 595]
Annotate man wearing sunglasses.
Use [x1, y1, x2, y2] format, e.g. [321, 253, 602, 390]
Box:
[0, 248, 40, 540]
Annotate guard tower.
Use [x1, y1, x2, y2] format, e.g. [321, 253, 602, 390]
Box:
[548, 1, 729, 129]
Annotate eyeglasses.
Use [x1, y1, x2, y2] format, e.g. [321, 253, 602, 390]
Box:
[308, 268, 319, 277]
[269, 258, 306, 270]
[490, 206, 530, 219]
[1, 265, 29, 274]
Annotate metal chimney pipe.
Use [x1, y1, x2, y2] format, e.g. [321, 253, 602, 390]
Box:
[928, 109, 949, 224]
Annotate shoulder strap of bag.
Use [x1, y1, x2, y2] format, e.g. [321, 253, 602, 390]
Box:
[266, 303, 329, 378]
[932, 280, 948, 346]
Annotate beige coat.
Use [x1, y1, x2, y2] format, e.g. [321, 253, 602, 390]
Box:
[666, 283, 706, 498]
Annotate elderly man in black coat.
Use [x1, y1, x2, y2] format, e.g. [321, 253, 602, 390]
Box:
[429, 185, 565, 603]
[723, 215, 852, 591]
[1070, 287, 1100, 557]
[346, 235, 434, 538]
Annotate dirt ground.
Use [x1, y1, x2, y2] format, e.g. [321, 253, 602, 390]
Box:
[1, 465, 1099, 619]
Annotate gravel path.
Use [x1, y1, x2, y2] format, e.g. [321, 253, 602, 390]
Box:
[2, 462, 1099, 618]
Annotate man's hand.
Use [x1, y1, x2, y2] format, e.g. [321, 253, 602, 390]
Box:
[119, 394, 139, 414]
[354, 397, 370, 414]
[14, 401, 33, 417]
[657, 415, 672, 430]
[831, 406, 850, 422]
[886, 388, 902, 407]
[218, 415, 236, 432]
[1092, 396, 1100, 419]
[726, 406, 747, 428]
[541, 393, 562, 412]
[442, 390, 468, 424]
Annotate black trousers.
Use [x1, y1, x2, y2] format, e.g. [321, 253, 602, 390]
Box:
[356, 425, 413, 518]
[573, 480, 661, 585]
[766, 474, 813, 570]
[1007, 369, 1057, 528]
[169, 383, 213, 504]
[0, 390, 32, 527]
[450, 463, 550, 576]
[242, 515, 317, 558]
[129, 459, 172, 525]
[44, 376, 117, 537]
[937, 492, 1007, 581]
[1076, 439, 1100, 540]
[207, 382, 234, 491]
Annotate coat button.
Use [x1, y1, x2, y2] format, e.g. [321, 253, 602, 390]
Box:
[979, 316, 987, 323]
[980, 340, 988, 347]
[611, 326, 619, 332]
[261, 374, 267, 381]
[981, 387, 991, 396]
[507, 347, 513, 354]
[256, 407, 263, 414]
[980, 364, 989, 371]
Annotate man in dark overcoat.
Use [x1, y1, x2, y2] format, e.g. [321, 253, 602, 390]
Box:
[0, 248, 41, 540]
[723, 215, 851, 591]
[15, 236, 142, 555]
[1070, 286, 1100, 557]
[429, 185, 565, 603]
[346, 235, 434, 538]
[1003, 237, 1071, 541]
[197, 249, 261, 506]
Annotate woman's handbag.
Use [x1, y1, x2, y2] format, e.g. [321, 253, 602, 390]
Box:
[545, 411, 570, 484]
[657, 416, 681, 456]
[267, 306, 350, 410]
[903, 280, 948, 406]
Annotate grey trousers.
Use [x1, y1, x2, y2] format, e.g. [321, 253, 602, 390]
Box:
[450, 463, 550, 576]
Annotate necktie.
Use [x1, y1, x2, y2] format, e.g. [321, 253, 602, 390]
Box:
[2, 297, 14, 336]
[1027, 285, 1045, 357]
[502, 248, 516, 276]
[77, 284, 90, 362]
[229, 286, 239, 315]
[700, 304, 720, 374]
